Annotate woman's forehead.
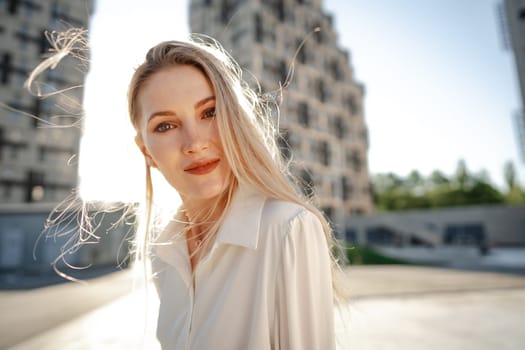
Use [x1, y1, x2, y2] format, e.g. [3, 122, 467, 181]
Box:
[138, 66, 214, 117]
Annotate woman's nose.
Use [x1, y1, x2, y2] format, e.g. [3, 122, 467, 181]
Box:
[182, 125, 208, 154]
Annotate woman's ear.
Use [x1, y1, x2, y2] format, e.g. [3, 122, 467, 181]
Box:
[135, 135, 157, 168]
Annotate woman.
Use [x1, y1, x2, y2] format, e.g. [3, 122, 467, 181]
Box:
[127, 37, 341, 349]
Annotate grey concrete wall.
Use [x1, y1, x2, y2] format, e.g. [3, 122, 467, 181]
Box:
[0, 204, 134, 276]
[346, 205, 525, 246]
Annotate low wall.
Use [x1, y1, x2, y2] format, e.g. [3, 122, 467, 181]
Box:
[0, 202, 135, 278]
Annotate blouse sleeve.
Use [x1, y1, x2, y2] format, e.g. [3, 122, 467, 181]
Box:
[275, 210, 336, 350]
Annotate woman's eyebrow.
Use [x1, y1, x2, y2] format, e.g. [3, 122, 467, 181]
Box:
[147, 96, 215, 122]
[147, 110, 176, 122]
[195, 96, 215, 109]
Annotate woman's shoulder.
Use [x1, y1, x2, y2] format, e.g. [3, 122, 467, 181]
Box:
[257, 197, 327, 258]
[260, 197, 320, 232]
[229, 187, 323, 243]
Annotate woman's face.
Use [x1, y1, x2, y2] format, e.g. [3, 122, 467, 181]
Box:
[135, 65, 232, 203]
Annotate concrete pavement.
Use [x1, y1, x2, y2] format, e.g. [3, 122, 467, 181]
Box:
[0, 269, 135, 349]
[2, 265, 525, 350]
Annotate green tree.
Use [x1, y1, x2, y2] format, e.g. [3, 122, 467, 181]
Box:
[504, 160, 516, 190]
[429, 170, 450, 187]
[406, 170, 424, 194]
[372, 160, 509, 211]
[503, 160, 525, 204]
[454, 159, 469, 190]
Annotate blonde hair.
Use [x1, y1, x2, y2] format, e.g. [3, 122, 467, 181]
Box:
[128, 36, 347, 301]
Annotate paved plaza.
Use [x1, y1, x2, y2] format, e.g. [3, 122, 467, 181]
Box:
[2, 265, 525, 350]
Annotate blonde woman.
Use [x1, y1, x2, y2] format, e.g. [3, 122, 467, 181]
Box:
[24, 27, 346, 348]
[128, 37, 341, 350]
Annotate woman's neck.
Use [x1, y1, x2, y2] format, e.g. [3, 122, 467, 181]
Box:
[182, 195, 225, 233]
[182, 195, 228, 271]
[181, 181, 237, 236]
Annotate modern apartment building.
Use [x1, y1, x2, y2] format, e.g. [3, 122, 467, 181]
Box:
[0, 0, 93, 204]
[189, 0, 374, 236]
[503, 0, 525, 161]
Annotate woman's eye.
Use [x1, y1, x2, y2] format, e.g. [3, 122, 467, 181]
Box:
[203, 108, 216, 119]
[154, 122, 176, 132]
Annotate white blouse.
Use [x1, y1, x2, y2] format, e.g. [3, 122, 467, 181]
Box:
[151, 187, 335, 350]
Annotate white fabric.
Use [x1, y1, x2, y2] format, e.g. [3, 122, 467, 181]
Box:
[151, 187, 335, 350]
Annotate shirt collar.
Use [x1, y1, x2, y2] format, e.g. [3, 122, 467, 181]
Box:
[154, 185, 266, 250]
[152, 186, 266, 284]
[214, 185, 266, 250]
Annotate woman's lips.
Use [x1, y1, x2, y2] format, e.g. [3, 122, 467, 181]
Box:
[184, 159, 220, 175]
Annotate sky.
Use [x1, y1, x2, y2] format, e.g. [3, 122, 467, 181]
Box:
[80, 0, 524, 202]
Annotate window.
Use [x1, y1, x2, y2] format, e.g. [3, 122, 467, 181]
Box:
[0, 53, 12, 84]
[39, 30, 51, 54]
[32, 97, 42, 117]
[345, 94, 359, 115]
[255, 14, 263, 43]
[298, 102, 309, 127]
[325, 13, 334, 26]
[329, 60, 343, 81]
[318, 141, 330, 166]
[351, 208, 365, 215]
[39, 99, 52, 120]
[299, 169, 314, 198]
[221, 0, 241, 25]
[279, 60, 288, 86]
[263, 58, 288, 86]
[341, 176, 353, 201]
[321, 206, 334, 225]
[360, 128, 369, 148]
[25, 170, 44, 202]
[32, 99, 44, 128]
[13, 58, 29, 89]
[2, 182, 13, 200]
[296, 39, 307, 64]
[10, 146, 20, 160]
[330, 178, 339, 198]
[443, 224, 486, 245]
[38, 146, 46, 162]
[317, 79, 327, 102]
[7, 0, 19, 14]
[345, 229, 357, 243]
[339, 48, 350, 63]
[22, 0, 41, 18]
[8, 95, 24, 125]
[16, 26, 32, 51]
[519, 8, 525, 20]
[6, 0, 42, 18]
[0, 127, 28, 160]
[366, 226, 398, 245]
[333, 116, 345, 139]
[274, 0, 285, 21]
[348, 149, 362, 172]
[51, 1, 83, 27]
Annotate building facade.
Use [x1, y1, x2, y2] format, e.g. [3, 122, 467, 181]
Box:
[503, 0, 525, 162]
[189, 0, 374, 236]
[0, 0, 93, 204]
